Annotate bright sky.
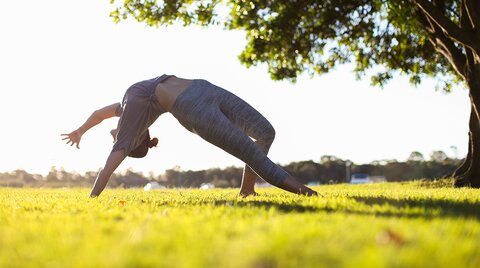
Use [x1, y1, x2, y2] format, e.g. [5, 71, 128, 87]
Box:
[0, 0, 470, 176]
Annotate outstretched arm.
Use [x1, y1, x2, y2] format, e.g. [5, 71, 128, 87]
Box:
[90, 150, 126, 197]
[62, 103, 121, 148]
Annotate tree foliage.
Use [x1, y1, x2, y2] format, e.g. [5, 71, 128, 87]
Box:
[109, 0, 471, 90]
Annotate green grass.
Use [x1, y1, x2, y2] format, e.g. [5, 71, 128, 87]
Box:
[1, 181, 479, 268]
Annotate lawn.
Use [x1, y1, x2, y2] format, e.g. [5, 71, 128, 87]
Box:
[0, 181, 479, 268]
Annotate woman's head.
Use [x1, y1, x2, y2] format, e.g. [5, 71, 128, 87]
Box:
[128, 129, 158, 158]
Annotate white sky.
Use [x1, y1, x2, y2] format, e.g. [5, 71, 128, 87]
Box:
[0, 0, 470, 176]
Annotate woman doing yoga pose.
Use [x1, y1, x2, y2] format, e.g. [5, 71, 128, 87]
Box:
[62, 75, 318, 197]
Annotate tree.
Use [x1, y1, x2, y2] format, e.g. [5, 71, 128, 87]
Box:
[430, 150, 448, 162]
[46, 166, 60, 182]
[408, 151, 425, 162]
[110, 0, 480, 187]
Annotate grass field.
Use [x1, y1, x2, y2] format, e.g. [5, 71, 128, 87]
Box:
[1, 181, 479, 268]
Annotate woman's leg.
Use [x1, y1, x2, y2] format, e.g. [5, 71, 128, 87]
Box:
[171, 81, 317, 195]
[218, 93, 318, 196]
[197, 110, 316, 195]
[204, 99, 317, 195]
[218, 94, 276, 196]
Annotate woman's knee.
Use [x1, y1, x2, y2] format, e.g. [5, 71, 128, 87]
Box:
[256, 124, 275, 152]
[265, 125, 276, 143]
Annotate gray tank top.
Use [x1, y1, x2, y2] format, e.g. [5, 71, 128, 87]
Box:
[112, 74, 173, 156]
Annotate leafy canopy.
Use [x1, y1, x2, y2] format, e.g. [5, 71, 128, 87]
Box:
[110, 0, 460, 90]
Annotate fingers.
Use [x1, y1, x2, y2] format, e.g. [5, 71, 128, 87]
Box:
[67, 140, 80, 149]
[61, 132, 80, 149]
[65, 139, 76, 146]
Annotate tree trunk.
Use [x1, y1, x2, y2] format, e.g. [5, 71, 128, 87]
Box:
[454, 64, 480, 188]
[452, 107, 473, 178]
[453, 106, 478, 186]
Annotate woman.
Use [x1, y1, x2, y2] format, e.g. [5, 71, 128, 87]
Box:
[62, 75, 318, 197]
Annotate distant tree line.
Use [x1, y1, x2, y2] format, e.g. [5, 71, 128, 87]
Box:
[0, 151, 460, 188]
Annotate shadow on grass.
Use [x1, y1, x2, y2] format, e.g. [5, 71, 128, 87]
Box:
[210, 200, 318, 213]
[242, 200, 318, 213]
[209, 197, 480, 220]
[352, 196, 480, 220]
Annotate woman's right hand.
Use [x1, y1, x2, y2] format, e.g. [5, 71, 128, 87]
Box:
[110, 128, 118, 143]
[61, 129, 83, 149]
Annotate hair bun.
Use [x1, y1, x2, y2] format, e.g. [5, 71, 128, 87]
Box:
[149, 137, 159, 148]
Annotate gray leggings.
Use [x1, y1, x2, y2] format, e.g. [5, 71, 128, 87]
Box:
[170, 79, 289, 187]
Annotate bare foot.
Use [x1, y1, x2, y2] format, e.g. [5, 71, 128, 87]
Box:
[238, 191, 259, 197]
[280, 176, 318, 196]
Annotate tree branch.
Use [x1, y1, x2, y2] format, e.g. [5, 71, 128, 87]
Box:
[418, 9, 467, 80]
[414, 0, 476, 48]
[432, 32, 467, 80]
[461, 0, 480, 64]
[464, 0, 480, 30]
